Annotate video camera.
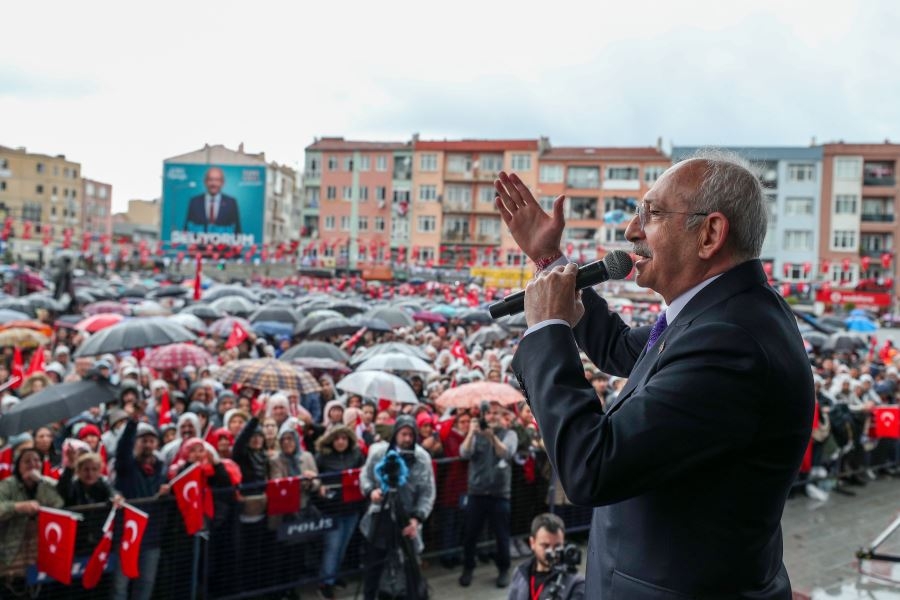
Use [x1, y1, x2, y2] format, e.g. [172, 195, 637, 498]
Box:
[479, 401, 490, 431]
[545, 543, 582, 574]
[375, 449, 409, 491]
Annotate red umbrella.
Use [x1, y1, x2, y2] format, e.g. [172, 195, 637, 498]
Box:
[143, 343, 214, 370]
[76, 313, 126, 333]
[412, 310, 448, 324]
[436, 382, 525, 410]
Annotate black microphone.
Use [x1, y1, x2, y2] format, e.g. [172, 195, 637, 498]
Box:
[488, 250, 634, 319]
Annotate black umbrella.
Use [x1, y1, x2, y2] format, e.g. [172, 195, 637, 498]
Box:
[120, 285, 149, 299]
[497, 312, 528, 331]
[328, 301, 369, 317]
[203, 285, 258, 302]
[149, 285, 189, 298]
[367, 306, 414, 328]
[280, 341, 350, 363]
[310, 317, 360, 338]
[0, 379, 118, 436]
[0, 299, 35, 317]
[457, 309, 493, 325]
[210, 296, 257, 317]
[249, 305, 302, 326]
[466, 324, 510, 346]
[74, 317, 197, 358]
[297, 310, 344, 334]
[824, 332, 868, 353]
[179, 304, 225, 320]
[349, 316, 393, 333]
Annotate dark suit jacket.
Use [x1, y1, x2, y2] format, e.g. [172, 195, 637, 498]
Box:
[512, 260, 813, 599]
[184, 194, 242, 233]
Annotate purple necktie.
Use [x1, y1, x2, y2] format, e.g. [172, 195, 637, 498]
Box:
[647, 312, 668, 349]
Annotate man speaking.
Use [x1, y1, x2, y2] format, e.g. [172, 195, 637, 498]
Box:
[184, 167, 242, 234]
[498, 152, 813, 599]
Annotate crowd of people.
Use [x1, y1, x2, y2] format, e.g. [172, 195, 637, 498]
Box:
[0, 268, 894, 599]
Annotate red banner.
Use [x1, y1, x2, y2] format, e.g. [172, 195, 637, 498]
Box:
[815, 289, 892, 308]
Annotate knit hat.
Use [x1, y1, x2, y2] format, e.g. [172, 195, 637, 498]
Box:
[77, 424, 102, 440]
[136, 423, 159, 438]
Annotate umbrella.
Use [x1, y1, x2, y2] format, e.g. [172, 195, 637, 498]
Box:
[209, 316, 252, 338]
[280, 341, 350, 363]
[169, 313, 208, 334]
[0, 309, 30, 324]
[144, 343, 214, 370]
[149, 285, 189, 298]
[83, 301, 130, 316]
[210, 296, 257, 317]
[824, 332, 868, 353]
[75, 313, 126, 333]
[436, 382, 525, 410]
[249, 305, 302, 326]
[327, 301, 369, 317]
[251, 321, 295, 338]
[179, 304, 225, 320]
[290, 366, 323, 394]
[119, 285, 149, 298]
[25, 294, 65, 312]
[845, 316, 878, 333]
[203, 285, 258, 302]
[74, 317, 197, 358]
[356, 352, 436, 374]
[367, 307, 414, 328]
[802, 332, 829, 351]
[0, 379, 119, 437]
[429, 304, 459, 317]
[497, 312, 528, 331]
[310, 317, 360, 338]
[281, 356, 351, 374]
[457, 309, 493, 325]
[412, 311, 447, 324]
[0, 299, 35, 316]
[336, 371, 419, 404]
[297, 309, 345, 334]
[349, 316, 393, 333]
[0, 328, 49, 348]
[350, 342, 430, 366]
[0, 320, 53, 337]
[466, 325, 510, 347]
[131, 300, 168, 317]
[218, 358, 311, 393]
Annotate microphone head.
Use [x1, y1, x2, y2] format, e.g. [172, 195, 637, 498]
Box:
[602, 250, 634, 280]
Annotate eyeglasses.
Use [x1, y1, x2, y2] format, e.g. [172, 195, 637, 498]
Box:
[636, 202, 709, 231]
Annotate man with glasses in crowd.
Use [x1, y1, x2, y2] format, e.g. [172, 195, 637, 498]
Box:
[497, 152, 814, 599]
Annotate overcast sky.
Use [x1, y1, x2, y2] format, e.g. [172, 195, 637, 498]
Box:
[3, 0, 899, 211]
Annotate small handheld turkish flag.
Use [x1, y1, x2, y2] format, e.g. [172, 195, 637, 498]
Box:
[171, 463, 205, 535]
[225, 321, 249, 349]
[119, 503, 149, 579]
[38, 507, 82, 585]
[83, 507, 116, 589]
[0, 446, 12, 480]
[872, 406, 900, 439]
[266, 476, 301, 515]
[342, 468, 365, 503]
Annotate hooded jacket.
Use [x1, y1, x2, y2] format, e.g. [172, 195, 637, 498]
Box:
[233, 416, 269, 489]
[161, 412, 202, 466]
[315, 425, 365, 511]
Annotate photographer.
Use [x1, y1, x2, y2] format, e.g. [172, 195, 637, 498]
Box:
[359, 414, 435, 600]
[508, 513, 585, 600]
[459, 400, 518, 588]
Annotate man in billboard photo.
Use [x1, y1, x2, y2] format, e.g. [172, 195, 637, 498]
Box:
[183, 166, 243, 234]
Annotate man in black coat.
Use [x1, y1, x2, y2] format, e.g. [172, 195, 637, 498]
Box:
[183, 166, 242, 233]
[496, 153, 814, 599]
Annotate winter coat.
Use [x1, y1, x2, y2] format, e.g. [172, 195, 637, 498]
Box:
[0, 472, 63, 575]
[508, 559, 585, 600]
[315, 425, 365, 512]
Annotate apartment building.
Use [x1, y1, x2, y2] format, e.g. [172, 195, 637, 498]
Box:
[82, 178, 113, 248]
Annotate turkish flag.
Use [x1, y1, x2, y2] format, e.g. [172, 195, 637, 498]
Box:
[10, 346, 24, 390]
[82, 507, 116, 589]
[872, 406, 900, 439]
[0, 446, 12, 480]
[342, 468, 365, 503]
[37, 507, 81, 584]
[451, 340, 470, 365]
[42, 458, 62, 480]
[193, 255, 203, 301]
[225, 321, 249, 349]
[171, 463, 205, 535]
[27, 348, 45, 376]
[158, 390, 172, 426]
[266, 477, 301, 515]
[119, 503, 149, 579]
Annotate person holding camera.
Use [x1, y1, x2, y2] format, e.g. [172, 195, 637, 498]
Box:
[508, 513, 585, 600]
[459, 400, 519, 588]
[359, 414, 435, 600]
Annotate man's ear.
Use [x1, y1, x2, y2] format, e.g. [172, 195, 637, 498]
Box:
[698, 212, 729, 259]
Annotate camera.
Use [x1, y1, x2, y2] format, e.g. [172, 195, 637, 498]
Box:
[545, 543, 582, 573]
[479, 401, 490, 431]
[375, 449, 409, 490]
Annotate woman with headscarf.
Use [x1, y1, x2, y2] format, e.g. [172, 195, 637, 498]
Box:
[161, 412, 202, 467]
[322, 399, 345, 431]
[314, 425, 365, 599]
[33, 426, 62, 479]
[0, 447, 64, 586]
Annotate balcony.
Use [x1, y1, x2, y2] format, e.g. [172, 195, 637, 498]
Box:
[861, 213, 895, 223]
[441, 231, 471, 243]
[303, 171, 321, 181]
[864, 162, 895, 186]
[864, 175, 896, 187]
[392, 169, 412, 181]
[442, 201, 473, 213]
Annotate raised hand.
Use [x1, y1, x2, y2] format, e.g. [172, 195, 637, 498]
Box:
[495, 171, 565, 263]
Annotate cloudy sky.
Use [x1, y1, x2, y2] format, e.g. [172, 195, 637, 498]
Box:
[2, 0, 898, 211]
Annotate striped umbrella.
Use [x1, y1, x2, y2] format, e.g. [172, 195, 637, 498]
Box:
[217, 358, 310, 393]
[143, 343, 214, 370]
[290, 366, 323, 394]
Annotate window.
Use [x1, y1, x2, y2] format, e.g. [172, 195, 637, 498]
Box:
[785, 197, 813, 216]
[0, 158, 7, 169]
[393, 188, 410, 203]
[307, 157, 320, 175]
[835, 158, 860, 179]
[419, 247, 435, 261]
[567, 167, 600, 189]
[358, 217, 368, 231]
[36, 185, 43, 194]
[417, 216, 436, 232]
[98, 187, 108, 199]
[375, 217, 385, 231]
[539, 196, 555, 212]
[359, 186, 369, 201]
[420, 154, 438, 171]
[446, 154, 471, 173]
[511, 154, 531, 170]
[480, 154, 503, 173]
[445, 185, 471, 207]
[419, 185, 437, 201]
[832, 230, 857, 250]
[342, 186, 353, 200]
[307, 188, 320, 207]
[51, 206, 56, 216]
[340, 216, 351, 231]
[326, 186, 336, 199]
[376, 186, 387, 201]
[606, 166, 639, 180]
[478, 186, 495, 204]
[644, 166, 666, 184]
[85, 182, 95, 196]
[343, 157, 354, 171]
[784, 230, 813, 251]
[0, 182, 5, 191]
[324, 216, 335, 230]
[834, 194, 858, 215]
[539, 164, 564, 183]
[327, 157, 338, 171]
[36, 163, 44, 174]
[477, 218, 501, 236]
[359, 156, 370, 171]
[22, 202, 41, 221]
[787, 163, 815, 182]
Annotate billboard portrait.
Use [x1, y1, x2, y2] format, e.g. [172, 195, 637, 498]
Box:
[161, 163, 265, 247]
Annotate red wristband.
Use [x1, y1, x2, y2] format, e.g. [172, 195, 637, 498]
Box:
[534, 251, 563, 272]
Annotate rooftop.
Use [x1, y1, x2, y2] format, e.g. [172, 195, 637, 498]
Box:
[671, 146, 823, 161]
[541, 146, 668, 161]
[164, 144, 266, 166]
[305, 137, 411, 152]
[413, 139, 540, 152]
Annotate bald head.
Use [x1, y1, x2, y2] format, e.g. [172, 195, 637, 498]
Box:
[204, 167, 225, 196]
